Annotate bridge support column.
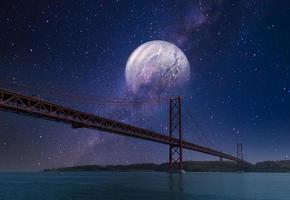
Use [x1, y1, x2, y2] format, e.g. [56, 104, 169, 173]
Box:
[237, 143, 244, 161]
[168, 96, 184, 173]
[237, 143, 248, 171]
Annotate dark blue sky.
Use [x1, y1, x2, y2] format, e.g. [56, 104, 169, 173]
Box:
[0, 0, 290, 170]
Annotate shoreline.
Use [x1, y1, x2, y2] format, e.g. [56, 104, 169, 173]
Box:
[43, 160, 290, 173]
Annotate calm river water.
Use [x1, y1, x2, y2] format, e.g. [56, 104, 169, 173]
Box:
[0, 172, 289, 200]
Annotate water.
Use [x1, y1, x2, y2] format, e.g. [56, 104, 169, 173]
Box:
[0, 172, 289, 200]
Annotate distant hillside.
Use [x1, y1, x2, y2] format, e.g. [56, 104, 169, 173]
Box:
[45, 163, 157, 172]
[250, 160, 290, 172]
[45, 161, 246, 172]
[45, 160, 290, 172]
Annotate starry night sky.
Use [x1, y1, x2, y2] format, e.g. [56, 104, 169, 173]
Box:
[1, 0, 290, 170]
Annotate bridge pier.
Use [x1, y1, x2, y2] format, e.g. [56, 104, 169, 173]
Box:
[236, 143, 250, 171]
[237, 143, 244, 161]
[168, 96, 184, 173]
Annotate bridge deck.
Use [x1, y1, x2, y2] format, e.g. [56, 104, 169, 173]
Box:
[0, 89, 247, 163]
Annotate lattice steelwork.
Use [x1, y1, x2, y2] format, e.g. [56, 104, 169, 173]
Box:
[168, 96, 183, 172]
[237, 143, 244, 161]
[0, 89, 249, 166]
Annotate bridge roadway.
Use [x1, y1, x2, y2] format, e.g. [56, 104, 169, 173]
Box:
[0, 89, 246, 163]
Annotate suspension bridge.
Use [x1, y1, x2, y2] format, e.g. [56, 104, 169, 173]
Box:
[0, 82, 249, 172]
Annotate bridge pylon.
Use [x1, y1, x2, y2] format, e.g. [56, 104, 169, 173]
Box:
[236, 143, 249, 171]
[168, 96, 184, 173]
[237, 143, 244, 161]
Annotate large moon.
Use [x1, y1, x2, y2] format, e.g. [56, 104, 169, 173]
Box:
[125, 40, 190, 96]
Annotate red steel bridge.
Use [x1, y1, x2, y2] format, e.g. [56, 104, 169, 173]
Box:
[0, 88, 249, 171]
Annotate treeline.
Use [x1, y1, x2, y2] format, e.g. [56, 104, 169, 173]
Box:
[44, 160, 290, 172]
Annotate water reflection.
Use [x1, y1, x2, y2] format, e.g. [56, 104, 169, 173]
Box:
[168, 173, 184, 193]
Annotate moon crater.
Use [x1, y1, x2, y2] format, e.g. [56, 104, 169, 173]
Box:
[125, 40, 190, 96]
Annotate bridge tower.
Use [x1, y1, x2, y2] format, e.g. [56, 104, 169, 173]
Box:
[237, 143, 244, 161]
[236, 143, 249, 171]
[168, 96, 184, 173]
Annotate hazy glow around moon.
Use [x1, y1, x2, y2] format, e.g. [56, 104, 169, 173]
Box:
[125, 40, 190, 95]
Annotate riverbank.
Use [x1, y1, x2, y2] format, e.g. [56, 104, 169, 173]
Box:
[44, 160, 290, 172]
